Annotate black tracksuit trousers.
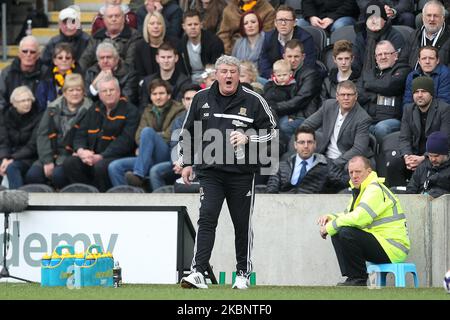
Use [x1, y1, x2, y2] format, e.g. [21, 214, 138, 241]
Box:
[192, 169, 255, 277]
[331, 227, 391, 279]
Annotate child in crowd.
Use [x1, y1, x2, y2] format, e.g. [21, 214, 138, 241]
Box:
[200, 64, 216, 89]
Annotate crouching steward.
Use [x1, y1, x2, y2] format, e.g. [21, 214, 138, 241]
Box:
[177, 55, 278, 289]
[63, 75, 139, 192]
[318, 156, 410, 286]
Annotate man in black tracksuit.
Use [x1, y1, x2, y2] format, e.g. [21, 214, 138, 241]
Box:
[178, 55, 277, 290]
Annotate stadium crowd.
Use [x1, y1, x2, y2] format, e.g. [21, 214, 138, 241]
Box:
[0, 0, 449, 197]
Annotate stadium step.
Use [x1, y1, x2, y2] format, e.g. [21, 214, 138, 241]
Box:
[0, 59, 13, 72]
[74, 0, 130, 12]
[47, 11, 97, 25]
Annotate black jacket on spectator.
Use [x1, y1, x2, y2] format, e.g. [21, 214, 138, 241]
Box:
[179, 30, 224, 76]
[302, 0, 359, 21]
[0, 58, 48, 112]
[136, 0, 183, 38]
[353, 20, 405, 73]
[406, 25, 450, 69]
[271, 65, 322, 119]
[133, 36, 182, 82]
[0, 106, 42, 165]
[73, 99, 139, 158]
[266, 153, 346, 193]
[357, 61, 411, 124]
[399, 99, 450, 157]
[320, 68, 360, 102]
[41, 29, 91, 66]
[259, 26, 317, 79]
[406, 157, 450, 198]
[84, 61, 139, 106]
[263, 79, 296, 111]
[139, 70, 191, 112]
[78, 25, 142, 72]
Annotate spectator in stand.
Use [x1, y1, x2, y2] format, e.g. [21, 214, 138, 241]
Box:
[297, 0, 359, 32]
[301, 80, 373, 183]
[179, 10, 224, 84]
[26, 74, 93, 190]
[199, 64, 216, 89]
[407, 131, 450, 198]
[149, 83, 201, 191]
[41, 6, 90, 67]
[134, 11, 181, 82]
[63, 76, 139, 192]
[259, 5, 317, 79]
[136, 0, 183, 38]
[36, 43, 81, 112]
[0, 86, 42, 189]
[386, 76, 450, 187]
[266, 126, 346, 194]
[356, 1, 415, 28]
[217, 0, 275, 55]
[321, 40, 360, 103]
[357, 40, 411, 142]
[263, 59, 296, 133]
[406, 0, 450, 68]
[91, 0, 138, 35]
[194, 0, 227, 33]
[79, 4, 142, 72]
[139, 42, 191, 111]
[85, 41, 139, 106]
[353, 0, 406, 74]
[108, 79, 184, 189]
[0, 36, 47, 112]
[232, 11, 266, 68]
[270, 39, 322, 146]
[403, 46, 450, 104]
[239, 60, 264, 94]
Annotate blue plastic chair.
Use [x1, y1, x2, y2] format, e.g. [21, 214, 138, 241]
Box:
[366, 263, 419, 288]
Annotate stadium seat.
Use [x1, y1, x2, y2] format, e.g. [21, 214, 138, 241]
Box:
[376, 131, 401, 180]
[322, 45, 335, 72]
[329, 25, 356, 45]
[285, 0, 302, 18]
[152, 185, 174, 193]
[367, 262, 419, 287]
[18, 183, 54, 193]
[106, 185, 146, 193]
[392, 25, 415, 43]
[60, 183, 99, 193]
[300, 25, 328, 60]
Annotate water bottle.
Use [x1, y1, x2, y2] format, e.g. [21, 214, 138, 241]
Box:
[234, 144, 245, 160]
[26, 19, 32, 36]
[113, 261, 122, 288]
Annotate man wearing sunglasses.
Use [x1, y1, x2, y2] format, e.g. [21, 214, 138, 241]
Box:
[0, 35, 48, 112]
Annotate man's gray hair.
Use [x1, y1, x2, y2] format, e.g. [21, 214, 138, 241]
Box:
[215, 55, 241, 72]
[423, 0, 445, 16]
[19, 35, 39, 51]
[96, 40, 119, 60]
[10, 85, 34, 104]
[97, 74, 120, 91]
[104, 3, 124, 15]
[336, 80, 357, 94]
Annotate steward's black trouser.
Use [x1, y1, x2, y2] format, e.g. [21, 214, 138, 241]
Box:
[192, 169, 255, 277]
[331, 227, 391, 279]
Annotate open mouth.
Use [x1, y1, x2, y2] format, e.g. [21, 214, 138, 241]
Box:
[226, 81, 232, 85]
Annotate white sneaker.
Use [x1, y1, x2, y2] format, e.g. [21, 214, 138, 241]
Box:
[232, 275, 249, 289]
[180, 272, 208, 289]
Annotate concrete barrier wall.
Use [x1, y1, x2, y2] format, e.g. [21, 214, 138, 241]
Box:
[29, 193, 450, 287]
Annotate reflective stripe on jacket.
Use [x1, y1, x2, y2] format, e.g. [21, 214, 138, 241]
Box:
[326, 171, 410, 263]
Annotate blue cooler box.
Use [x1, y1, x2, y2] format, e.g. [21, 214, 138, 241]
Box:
[73, 245, 114, 288]
[41, 245, 75, 287]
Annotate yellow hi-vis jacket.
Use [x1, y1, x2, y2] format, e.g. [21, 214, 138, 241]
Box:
[325, 171, 410, 263]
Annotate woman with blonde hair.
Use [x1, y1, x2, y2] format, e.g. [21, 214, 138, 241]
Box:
[136, 0, 183, 38]
[26, 74, 93, 189]
[134, 11, 180, 80]
[0, 86, 42, 189]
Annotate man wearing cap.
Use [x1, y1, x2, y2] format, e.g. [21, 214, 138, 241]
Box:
[407, 131, 450, 198]
[41, 6, 90, 67]
[386, 76, 450, 187]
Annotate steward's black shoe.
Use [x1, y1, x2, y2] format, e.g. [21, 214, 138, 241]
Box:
[336, 278, 368, 287]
